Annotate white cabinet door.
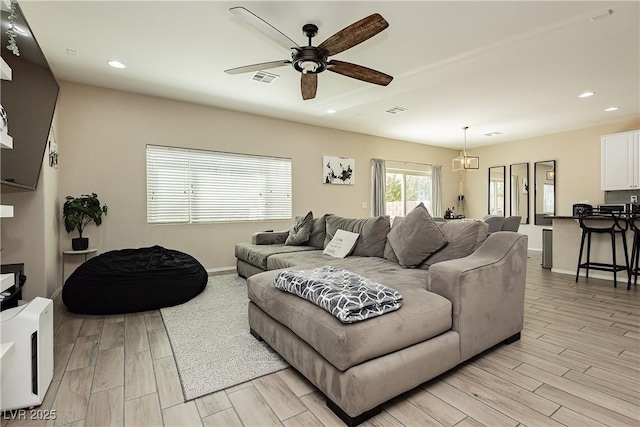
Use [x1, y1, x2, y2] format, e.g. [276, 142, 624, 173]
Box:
[635, 131, 640, 189]
[601, 131, 636, 190]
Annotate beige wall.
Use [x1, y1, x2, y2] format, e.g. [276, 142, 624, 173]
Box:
[55, 82, 460, 271]
[465, 117, 640, 249]
[5, 80, 636, 298]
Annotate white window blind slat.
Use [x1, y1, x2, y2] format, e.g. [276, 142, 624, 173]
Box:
[146, 145, 291, 224]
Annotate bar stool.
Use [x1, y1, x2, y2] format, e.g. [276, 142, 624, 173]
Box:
[575, 208, 629, 288]
[627, 211, 640, 290]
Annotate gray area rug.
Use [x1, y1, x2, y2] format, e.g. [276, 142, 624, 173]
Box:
[161, 274, 289, 400]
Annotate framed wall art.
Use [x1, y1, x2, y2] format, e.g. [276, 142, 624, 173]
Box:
[323, 155, 355, 185]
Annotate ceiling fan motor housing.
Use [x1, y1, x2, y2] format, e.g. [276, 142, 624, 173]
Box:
[292, 46, 328, 74]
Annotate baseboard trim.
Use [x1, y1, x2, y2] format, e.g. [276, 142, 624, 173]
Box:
[552, 268, 629, 282]
[206, 266, 236, 276]
[50, 286, 62, 300]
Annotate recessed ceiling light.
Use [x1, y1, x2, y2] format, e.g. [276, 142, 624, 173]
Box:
[604, 106, 619, 112]
[578, 91, 595, 98]
[326, 109, 337, 114]
[107, 60, 126, 69]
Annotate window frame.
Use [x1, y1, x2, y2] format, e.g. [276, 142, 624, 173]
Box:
[385, 164, 433, 217]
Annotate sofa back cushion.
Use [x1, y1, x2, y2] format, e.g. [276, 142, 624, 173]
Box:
[421, 220, 488, 268]
[324, 215, 390, 257]
[308, 214, 332, 249]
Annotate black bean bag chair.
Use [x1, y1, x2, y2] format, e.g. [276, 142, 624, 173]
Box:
[62, 245, 208, 315]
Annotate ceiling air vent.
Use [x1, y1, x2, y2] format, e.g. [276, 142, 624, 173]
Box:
[485, 131, 503, 137]
[385, 106, 408, 115]
[251, 71, 279, 84]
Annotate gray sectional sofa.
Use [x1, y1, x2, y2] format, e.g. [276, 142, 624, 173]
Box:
[235, 210, 528, 426]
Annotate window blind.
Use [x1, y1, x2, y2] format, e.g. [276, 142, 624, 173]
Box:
[146, 145, 292, 224]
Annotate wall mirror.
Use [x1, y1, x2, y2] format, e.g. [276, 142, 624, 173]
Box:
[510, 163, 529, 224]
[534, 160, 555, 225]
[488, 166, 505, 216]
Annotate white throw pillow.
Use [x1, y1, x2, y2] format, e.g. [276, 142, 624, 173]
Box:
[323, 229, 360, 258]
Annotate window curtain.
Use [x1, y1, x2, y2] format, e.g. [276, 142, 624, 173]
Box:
[371, 158, 386, 216]
[431, 165, 443, 217]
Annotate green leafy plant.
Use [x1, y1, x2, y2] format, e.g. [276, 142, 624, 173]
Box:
[63, 193, 108, 238]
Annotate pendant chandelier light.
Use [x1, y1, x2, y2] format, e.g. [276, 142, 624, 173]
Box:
[452, 126, 479, 171]
[546, 166, 555, 180]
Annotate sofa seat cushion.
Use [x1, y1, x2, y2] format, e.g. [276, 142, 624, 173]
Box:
[267, 250, 339, 270]
[247, 262, 452, 371]
[235, 243, 319, 270]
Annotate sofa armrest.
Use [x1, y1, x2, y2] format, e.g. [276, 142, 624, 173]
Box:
[252, 230, 289, 245]
[428, 231, 528, 362]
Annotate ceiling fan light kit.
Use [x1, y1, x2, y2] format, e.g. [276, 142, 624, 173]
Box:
[224, 7, 393, 100]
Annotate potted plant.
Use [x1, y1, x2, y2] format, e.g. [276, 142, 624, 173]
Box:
[63, 193, 108, 251]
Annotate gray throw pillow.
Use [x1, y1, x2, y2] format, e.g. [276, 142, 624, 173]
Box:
[387, 203, 448, 267]
[285, 211, 314, 246]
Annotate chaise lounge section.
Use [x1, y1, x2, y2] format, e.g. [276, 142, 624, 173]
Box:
[236, 209, 527, 425]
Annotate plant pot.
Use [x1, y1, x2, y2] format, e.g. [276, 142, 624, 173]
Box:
[72, 238, 89, 251]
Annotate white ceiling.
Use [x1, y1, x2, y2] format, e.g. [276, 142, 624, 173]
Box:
[16, 0, 640, 149]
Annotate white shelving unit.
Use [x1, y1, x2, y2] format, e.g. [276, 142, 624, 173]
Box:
[1, 57, 12, 149]
[0, 57, 10, 81]
[1, 46, 14, 216]
[0, 133, 11, 149]
[0, 205, 13, 218]
[0, 273, 15, 293]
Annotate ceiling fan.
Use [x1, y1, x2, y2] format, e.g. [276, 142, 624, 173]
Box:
[224, 7, 393, 100]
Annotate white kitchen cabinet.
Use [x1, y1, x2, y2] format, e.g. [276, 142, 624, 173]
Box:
[601, 130, 640, 190]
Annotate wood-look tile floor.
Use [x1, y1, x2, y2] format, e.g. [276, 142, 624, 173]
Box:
[3, 252, 639, 427]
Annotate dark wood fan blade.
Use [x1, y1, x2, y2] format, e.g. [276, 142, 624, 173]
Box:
[318, 13, 388, 56]
[230, 7, 300, 51]
[301, 73, 318, 100]
[224, 60, 290, 75]
[328, 60, 393, 86]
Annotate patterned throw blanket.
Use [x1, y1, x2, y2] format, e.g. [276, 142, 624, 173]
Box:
[273, 266, 403, 323]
